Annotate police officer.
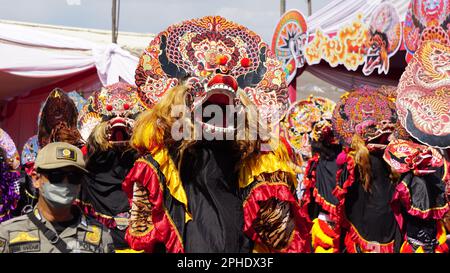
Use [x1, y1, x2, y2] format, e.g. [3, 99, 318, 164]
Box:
[0, 142, 115, 253]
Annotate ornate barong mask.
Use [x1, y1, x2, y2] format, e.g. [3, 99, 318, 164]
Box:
[281, 96, 336, 158]
[396, 40, 450, 148]
[384, 139, 444, 176]
[403, 0, 450, 62]
[0, 128, 20, 170]
[0, 131, 20, 223]
[354, 119, 396, 151]
[310, 119, 339, 146]
[332, 85, 402, 148]
[78, 82, 144, 148]
[38, 88, 81, 148]
[134, 16, 289, 135]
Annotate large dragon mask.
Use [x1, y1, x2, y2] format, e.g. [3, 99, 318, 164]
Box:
[78, 82, 145, 147]
[396, 40, 450, 148]
[0, 128, 20, 170]
[332, 85, 403, 149]
[403, 0, 450, 62]
[134, 16, 289, 133]
[37, 88, 80, 148]
[280, 95, 336, 159]
[384, 139, 445, 176]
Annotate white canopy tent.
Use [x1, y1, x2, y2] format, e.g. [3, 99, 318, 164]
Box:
[0, 20, 152, 100]
[0, 20, 153, 149]
[307, 0, 410, 35]
[297, 0, 412, 93]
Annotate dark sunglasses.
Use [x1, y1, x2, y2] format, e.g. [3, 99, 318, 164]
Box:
[43, 170, 83, 185]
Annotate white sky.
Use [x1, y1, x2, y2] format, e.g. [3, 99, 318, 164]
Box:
[0, 0, 330, 43]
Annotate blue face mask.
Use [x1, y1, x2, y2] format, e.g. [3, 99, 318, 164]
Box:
[41, 180, 80, 208]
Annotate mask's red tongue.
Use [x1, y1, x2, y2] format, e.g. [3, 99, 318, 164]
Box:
[109, 117, 129, 142]
[110, 124, 129, 142]
[113, 129, 125, 141]
[378, 132, 390, 144]
[206, 93, 230, 105]
[202, 94, 232, 127]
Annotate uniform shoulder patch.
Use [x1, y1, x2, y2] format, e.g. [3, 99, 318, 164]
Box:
[9, 231, 40, 244]
[84, 225, 102, 246]
[8, 230, 41, 253]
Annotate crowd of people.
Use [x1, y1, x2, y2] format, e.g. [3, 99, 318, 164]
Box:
[0, 15, 448, 253]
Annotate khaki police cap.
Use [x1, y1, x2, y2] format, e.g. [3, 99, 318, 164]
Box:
[35, 142, 88, 173]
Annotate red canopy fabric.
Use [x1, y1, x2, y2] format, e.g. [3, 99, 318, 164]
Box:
[0, 67, 100, 151]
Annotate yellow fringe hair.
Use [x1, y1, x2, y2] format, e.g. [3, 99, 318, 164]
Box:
[351, 134, 372, 192]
